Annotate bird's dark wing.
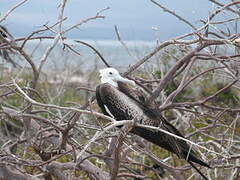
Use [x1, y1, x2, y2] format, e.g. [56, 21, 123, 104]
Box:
[156, 114, 204, 163]
[159, 115, 210, 169]
[133, 112, 210, 168]
[159, 115, 195, 158]
[117, 81, 146, 105]
[96, 85, 111, 117]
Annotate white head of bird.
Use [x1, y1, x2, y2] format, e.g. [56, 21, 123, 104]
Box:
[99, 68, 135, 87]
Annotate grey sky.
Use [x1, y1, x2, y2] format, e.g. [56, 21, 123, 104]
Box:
[0, 0, 214, 40]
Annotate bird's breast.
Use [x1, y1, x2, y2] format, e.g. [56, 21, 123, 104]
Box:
[102, 84, 145, 122]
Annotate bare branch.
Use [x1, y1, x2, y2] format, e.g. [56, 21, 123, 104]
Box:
[75, 40, 111, 67]
[0, 0, 29, 23]
[150, 0, 197, 30]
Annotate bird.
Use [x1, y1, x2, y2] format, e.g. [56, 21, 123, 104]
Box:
[96, 67, 210, 180]
[0, 25, 17, 67]
[0, 26, 8, 38]
[0, 25, 13, 40]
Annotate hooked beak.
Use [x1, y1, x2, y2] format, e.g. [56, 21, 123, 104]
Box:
[116, 75, 136, 86]
[99, 72, 102, 78]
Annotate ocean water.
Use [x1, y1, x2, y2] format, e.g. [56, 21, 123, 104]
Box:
[19, 39, 157, 72]
[1, 38, 236, 85]
[3, 38, 236, 76]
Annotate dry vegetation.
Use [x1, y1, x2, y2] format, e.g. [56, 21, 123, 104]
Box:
[0, 0, 240, 179]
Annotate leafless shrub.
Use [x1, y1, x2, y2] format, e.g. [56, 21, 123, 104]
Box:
[0, 0, 240, 179]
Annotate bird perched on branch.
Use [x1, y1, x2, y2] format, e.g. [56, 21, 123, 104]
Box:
[96, 67, 210, 180]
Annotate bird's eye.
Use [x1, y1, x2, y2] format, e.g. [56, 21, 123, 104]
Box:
[109, 72, 113, 75]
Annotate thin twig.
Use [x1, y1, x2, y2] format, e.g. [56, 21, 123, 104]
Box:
[150, 0, 197, 30]
[75, 40, 111, 67]
[0, 0, 29, 23]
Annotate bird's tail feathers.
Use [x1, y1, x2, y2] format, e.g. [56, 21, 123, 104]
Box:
[188, 161, 209, 180]
[184, 150, 211, 168]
